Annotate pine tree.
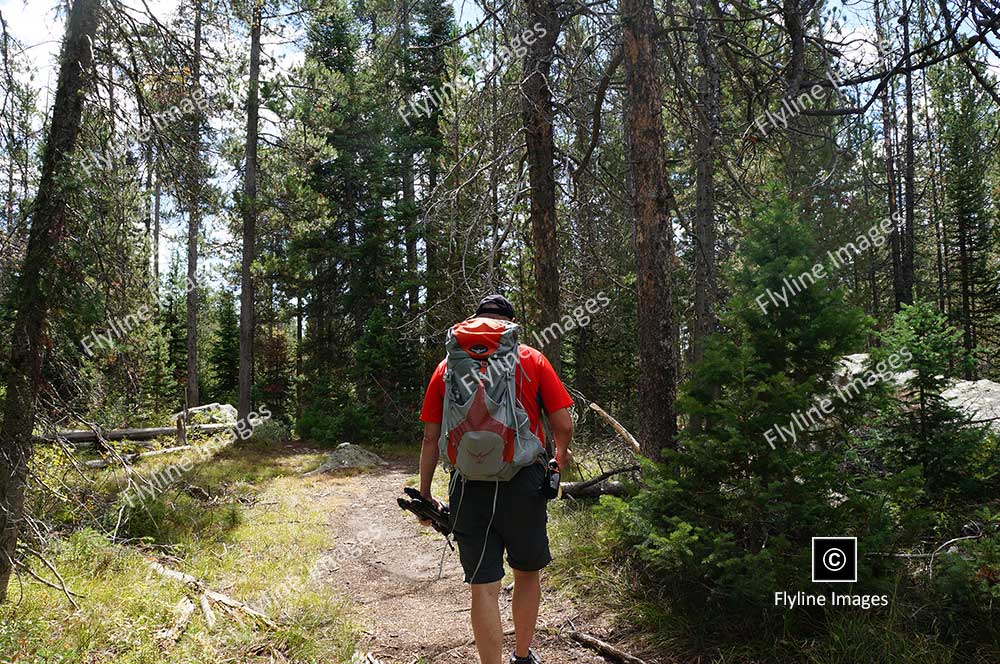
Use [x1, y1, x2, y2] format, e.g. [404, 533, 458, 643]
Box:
[935, 58, 997, 378]
[874, 300, 993, 502]
[208, 290, 240, 405]
[611, 197, 873, 610]
[135, 314, 176, 420]
[159, 253, 188, 403]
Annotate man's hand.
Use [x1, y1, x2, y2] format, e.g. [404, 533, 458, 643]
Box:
[555, 447, 573, 470]
[417, 491, 443, 527]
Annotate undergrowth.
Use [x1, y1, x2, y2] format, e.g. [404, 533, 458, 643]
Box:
[547, 496, 997, 664]
[1, 435, 361, 663]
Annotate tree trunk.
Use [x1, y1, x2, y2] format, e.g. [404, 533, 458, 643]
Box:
[689, 0, 719, 372]
[153, 154, 161, 292]
[875, 0, 904, 310]
[422, 63, 445, 378]
[859, 128, 879, 329]
[186, 0, 203, 410]
[144, 141, 153, 259]
[921, 66, 945, 314]
[521, 0, 562, 371]
[900, 1, 915, 305]
[781, 0, 807, 188]
[403, 161, 418, 314]
[238, 4, 262, 420]
[958, 206, 974, 379]
[0, 0, 100, 604]
[622, 0, 679, 459]
[296, 298, 303, 420]
[567, 21, 600, 412]
[400, 6, 419, 315]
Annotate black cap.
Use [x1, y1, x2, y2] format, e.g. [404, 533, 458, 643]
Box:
[474, 294, 515, 319]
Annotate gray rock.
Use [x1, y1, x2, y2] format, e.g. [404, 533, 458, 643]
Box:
[303, 444, 388, 476]
[838, 353, 1000, 430]
[170, 402, 239, 424]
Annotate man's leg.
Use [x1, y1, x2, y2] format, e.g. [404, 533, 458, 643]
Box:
[471, 580, 503, 664]
[502, 464, 552, 661]
[512, 568, 541, 658]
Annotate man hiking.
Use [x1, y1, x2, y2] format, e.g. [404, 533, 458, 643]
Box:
[417, 294, 574, 664]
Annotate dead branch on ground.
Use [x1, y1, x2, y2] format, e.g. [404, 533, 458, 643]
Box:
[146, 559, 277, 629]
[567, 630, 648, 664]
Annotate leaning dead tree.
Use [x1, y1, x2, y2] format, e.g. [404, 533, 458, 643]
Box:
[560, 400, 643, 498]
[0, 0, 101, 604]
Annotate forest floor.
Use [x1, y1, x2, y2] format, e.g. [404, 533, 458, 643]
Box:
[1, 438, 645, 664]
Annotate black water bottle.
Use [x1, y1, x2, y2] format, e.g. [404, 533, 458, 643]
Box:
[542, 458, 560, 499]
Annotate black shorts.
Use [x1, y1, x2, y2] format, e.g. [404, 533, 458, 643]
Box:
[448, 463, 552, 584]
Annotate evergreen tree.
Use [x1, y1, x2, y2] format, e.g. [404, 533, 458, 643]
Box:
[610, 198, 877, 612]
[159, 253, 189, 404]
[257, 320, 295, 423]
[935, 58, 998, 378]
[874, 301, 994, 502]
[289, 2, 425, 444]
[208, 290, 240, 405]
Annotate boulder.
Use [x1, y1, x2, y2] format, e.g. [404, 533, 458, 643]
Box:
[838, 353, 1000, 431]
[170, 403, 238, 425]
[302, 443, 388, 476]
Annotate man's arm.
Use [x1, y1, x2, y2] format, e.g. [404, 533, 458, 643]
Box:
[548, 407, 574, 468]
[419, 421, 442, 499]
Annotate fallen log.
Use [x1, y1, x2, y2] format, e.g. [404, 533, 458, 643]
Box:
[588, 403, 641, 454]
[83, 445, 194, 469]
[35, 423, 232, 445]
[146, 559, 276, 629]
[561, 465, 640, 498]
[567, 631, 647, 664]
[36, 439, 157, 451]
[562, 479, 628, 498]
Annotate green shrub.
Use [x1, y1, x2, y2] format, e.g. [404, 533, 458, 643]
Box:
[616, 199, 878, 613]
[873, 301, 997, 502]
[250, 419, 291, 445]
[606, 199, 1000, 658]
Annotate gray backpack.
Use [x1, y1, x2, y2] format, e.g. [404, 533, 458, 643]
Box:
[438, 317, 543, 481]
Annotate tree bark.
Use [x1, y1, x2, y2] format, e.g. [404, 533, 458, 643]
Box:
[875, 0, 905, 310]
[521, 0, 562, 371]
[566, 21, 600, 408]
[859, 126, 880, 327]
[689, 0, 720, 375]
[921, 69, 945, 314]
[957, 198, 974, 379]
[566, 631, 648, 664]
[238, 3, 262, 420]
[400, 5, 419, 315]
[296, 298, 303, 420]
[153, 154, 161, 292]
[0, 0, 100, 604]
[781, 0, 807, 188]
[622, 0, 679, 459]
[901, 0, 915, 305]
[186, 0, 203, 410]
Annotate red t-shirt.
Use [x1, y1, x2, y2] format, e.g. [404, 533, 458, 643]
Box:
[419, 344, 573, 443]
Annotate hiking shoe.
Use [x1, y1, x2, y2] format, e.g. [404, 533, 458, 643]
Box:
[509, 651, 541, 664]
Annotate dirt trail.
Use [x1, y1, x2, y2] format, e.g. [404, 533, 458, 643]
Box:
[312, 461, 611, 664]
